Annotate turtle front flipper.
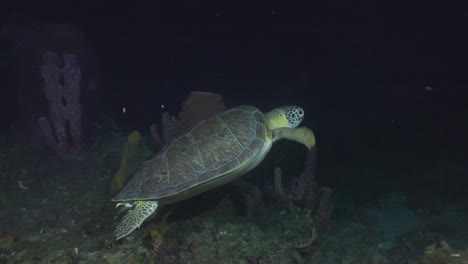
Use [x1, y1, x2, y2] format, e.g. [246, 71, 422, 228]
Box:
[116, 201, 158, 240]
[273, 127, 316, 149]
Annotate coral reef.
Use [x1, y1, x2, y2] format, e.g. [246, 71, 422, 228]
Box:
[2, 94, 468, 264]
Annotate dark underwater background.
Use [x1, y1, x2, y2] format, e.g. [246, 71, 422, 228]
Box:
[0, 2, 467, 263]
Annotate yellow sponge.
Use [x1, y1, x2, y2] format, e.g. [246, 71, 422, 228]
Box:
[110, 131, 141, 194]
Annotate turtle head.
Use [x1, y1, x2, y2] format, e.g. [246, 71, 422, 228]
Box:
[265, 106, 304, 129]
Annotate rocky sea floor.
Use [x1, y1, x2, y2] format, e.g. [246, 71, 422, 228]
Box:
[0, 133, 468, 264]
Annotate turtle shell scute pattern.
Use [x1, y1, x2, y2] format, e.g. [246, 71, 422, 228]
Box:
[113, 105, 268, 201]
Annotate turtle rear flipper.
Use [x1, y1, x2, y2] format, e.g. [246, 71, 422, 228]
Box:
[116, 201, 158, 240]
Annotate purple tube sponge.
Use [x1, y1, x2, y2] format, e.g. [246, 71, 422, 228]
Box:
[38, 51, 83, 157]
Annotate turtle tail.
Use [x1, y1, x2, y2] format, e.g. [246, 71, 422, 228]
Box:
[116, 201, 158, 240]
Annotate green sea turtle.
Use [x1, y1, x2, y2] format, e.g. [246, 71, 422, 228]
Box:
[112, 105, 316, 240]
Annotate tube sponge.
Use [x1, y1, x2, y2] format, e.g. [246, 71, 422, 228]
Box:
[110, 131, 141, 195]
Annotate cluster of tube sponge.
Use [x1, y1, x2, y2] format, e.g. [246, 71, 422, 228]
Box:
[37, 51, 83, 157]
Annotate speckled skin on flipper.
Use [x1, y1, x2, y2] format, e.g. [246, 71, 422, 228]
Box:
[112, 105, 315, 240]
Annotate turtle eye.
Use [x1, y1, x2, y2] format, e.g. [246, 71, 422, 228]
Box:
[297, 109, 304, 117]
[293, 107, 304, 119]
